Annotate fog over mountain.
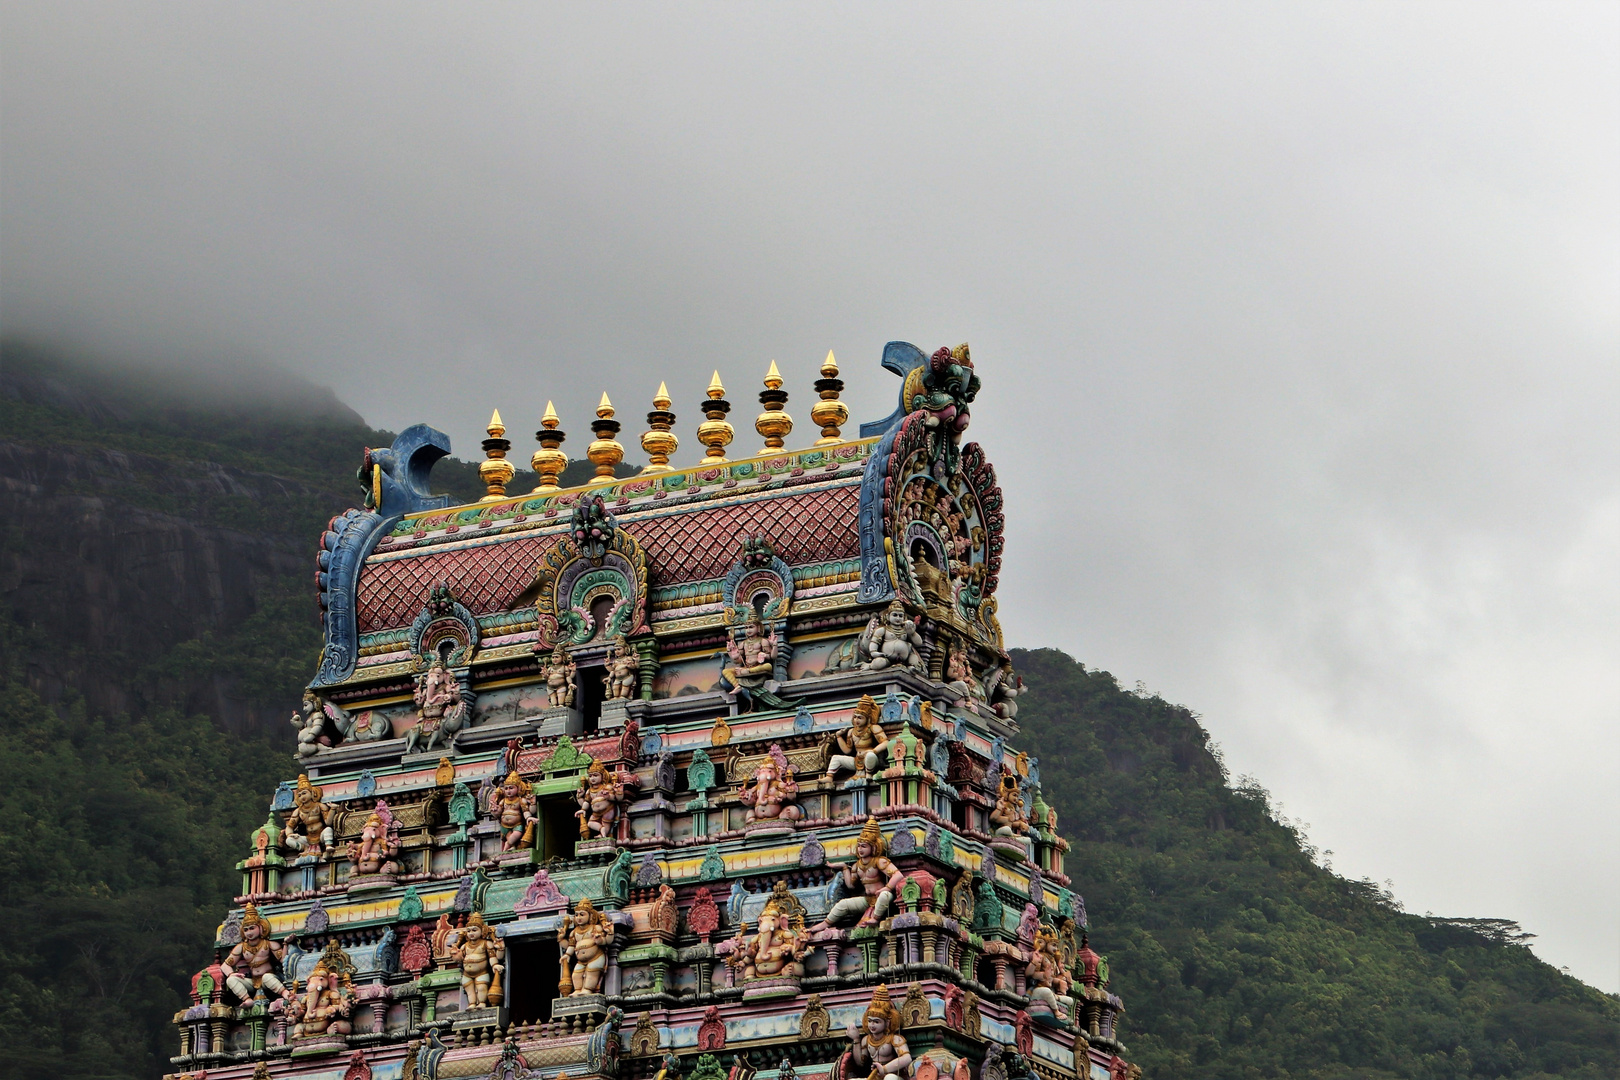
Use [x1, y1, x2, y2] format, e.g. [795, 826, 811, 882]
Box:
[2, 4, 1615, 991]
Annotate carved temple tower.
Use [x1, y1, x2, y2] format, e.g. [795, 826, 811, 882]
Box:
[170, 343, 1138, 1080]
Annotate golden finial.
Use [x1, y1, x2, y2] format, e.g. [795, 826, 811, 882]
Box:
[478, 408, 515, 502]
[529, 401, 568, 493]
[640, 382, 679, 474]
[695, 370, 734, 463]
[586, 393, 624, 483]
[810, 349, 848, 445]
[756, 360, 792, 453]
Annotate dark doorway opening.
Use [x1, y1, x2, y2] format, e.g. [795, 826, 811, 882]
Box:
[536, 795, 579, 862]
[577, 664, 604, 735]
[505, 937, 562, 1026]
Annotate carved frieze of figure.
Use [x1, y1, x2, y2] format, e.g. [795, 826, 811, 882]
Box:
[728, 895, 810, 981]
[740, 744, 802, 824]
[1026, 925, 1073, 1016]
[408, 658, 467, 753]
[486, 771, 536, 852]
[824, 695, 892, 781]
[543, 645, 577, 708]
[576, 762, 638, 841]
[603, 636, 639, 701]
[990, 773, 1029, 837]
[347, 808, 401, 876]
[290, 691, 329, 757]
[449, 912, 505, 1009]
[288, 963, 354, 1039]
[812, 817, 905, 931]
[223, 904, 290, 1003]
[844, 984, 913, 1080]
[857, 601, 926, 674]
[560, 897, 615, 996]
[281, 774, 334, 858]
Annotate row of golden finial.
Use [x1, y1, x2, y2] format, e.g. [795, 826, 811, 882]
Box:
[474, 351, 850, 501]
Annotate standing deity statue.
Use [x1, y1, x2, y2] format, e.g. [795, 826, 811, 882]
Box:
[857, 601, 926, 674]
[408, 658, 466, 753]
[990, 773, 1029, 837]
[1026, 925, 1074, 1015]
[824, 695, 892, 781]
[740, 744, 802, 823]
[281, 774, 335, 858]
[223, 904, 291, 1002]
[813, 817, 906, 931]
[449, 912, 505, 1009]
[728, 895, 810, 981]
[290, 691, 329, 757]
[543, 645, 577, 708]
[845, 985, 913, 1080]
[602, 636, 639, 701]
[576, 762, 637, 841]
[492, 771, 537, 851]
[287, 963, 354, 1038]
[347, 811, 401, 875]
[560, 897, 615, 996]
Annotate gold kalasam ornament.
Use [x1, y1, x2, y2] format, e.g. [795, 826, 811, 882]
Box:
[810, 350, 849, 445]
[587, 394, 625, 483]
[695, 371, 734, 463]
[530, 401, 569, 493]
[641, 382, 679, 473]
[755, 361, 793, 452]
[478, 409, 515, 502]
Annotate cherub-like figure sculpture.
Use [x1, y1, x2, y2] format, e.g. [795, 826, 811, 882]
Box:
[1026, 924, 1073, 1015]
[990, 773, 1029, 837]
[288, 963, 353, 1039]
[845, 984, 913, 1080]
[492, 771, 537, 851]
[223, 904, 291, 1003]
[813, 817, 906, 931]
[740, 744, 802, 823]
[281, 774, 334, 858]
[347, 809, 401, 875]
[408, 658, 466, 753]
[576, 762, 638, 841]
[449, 912, 505, 1009]
[728, 895, 810, 981]
[543, 645, 577, 708]
[560, 897, 615, 996]
[858, 601, 925, 674]
[825, 695, 892, 781]
[290, 691, 329, 757]
[603, 636, 638, 701]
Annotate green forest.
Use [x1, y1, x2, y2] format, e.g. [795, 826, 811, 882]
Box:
[0, 344, 1614, 1080]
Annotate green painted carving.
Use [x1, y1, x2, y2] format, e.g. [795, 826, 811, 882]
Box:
[973, 879, 1004, 932]
[546, 735, 593, 773]
[901, 877, 922, 910]
[699, 845, 726, 881]
[448, 782, 477, 826]
[689, 1054, 727, 1080]
[604, 848, 634, 901]
[398, 886, 424, 921]
[938, 829, 956, 867]
[688, 749, 715, 792]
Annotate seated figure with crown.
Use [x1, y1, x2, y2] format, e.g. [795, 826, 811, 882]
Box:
[812, 817, 906, 932]
[222, 904, 292, 1003]
[841, 985, 913, 1080]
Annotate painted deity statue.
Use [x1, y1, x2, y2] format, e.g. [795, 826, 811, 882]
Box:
[740, 744, 802, 823]
[991, 773, 1029, 837]
[223, 904, 290, 1002]
[449, 912, 505, 1009]
[602, 636, 638, 701]
[288, 963, 354, 1039]
[983, 660, 1022, 722]
[814, 817, 906, 931]
[1026, 925, 1074, 1015]
[408, 658, 465, 753]
[281, 774, 334, 858]
[543, 645, 577, 708]
[729, 896, 810, 981]
[346, 809, 401, 875]
[290, 690, 329, 758]
[719, 617, 776, 697]
[857, 600, 925, 675]
[845, 984, 913, 1080]
[576, 762, 637, 841]
[560, 897, 615, 996]
[492, 771, 537, 851]
[825, 695, 892, 781]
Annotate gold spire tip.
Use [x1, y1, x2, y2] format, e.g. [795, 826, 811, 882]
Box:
[764, 360, 783, 389]
[822, 350, 838, 377]
[597, 392, 614, 418]
[541, 400, 560, 427]
[653, 382, 671, 410]
[707, 370, 726, 397]
[487, 409, 505, 437]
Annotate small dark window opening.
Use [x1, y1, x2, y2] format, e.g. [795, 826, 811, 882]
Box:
[536, 795, 579, 862]
[577, 665, 604, 735]
[751, 591, 769, 621]
[589, 595, 616, 641]
[951, 798, 969, 831]
[436, 638, 457, 663]
[977, 954, 998, 987]
[504, 937, 562, 1025]
[911, 538, 938, 567]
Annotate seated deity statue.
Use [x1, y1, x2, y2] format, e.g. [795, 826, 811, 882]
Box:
[290, 690, 329, 757]
[812, 817, 906, 931]
[281, 774, 334, 858]
[449, 912, 505, 1009]
[288, 963, 353, 1039]
[844, 984, 913, 1080]
[728, 895, 810, 981]
[824, 695, 892, 781]
[543, 645, 577, 708]
[990, 773, 1030, 837]
[857, 600, 926, 674]
[1026, 925, 1074, 1015]
[407, 657, 467, 753]
[222, 904, 290, 1003]
[346, 811, 400, 876]
[740, 744, 802, 823]
[560, 897, 615, 996]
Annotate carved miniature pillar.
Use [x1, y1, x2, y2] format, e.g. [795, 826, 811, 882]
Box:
[1013, 967, 1027, 996]
[991, 955, 1010, 992]
[695, 958, 713, 998]
[209, 1015, 228, 1056]
[605, 939, 624, 996]
[177, 1026, 193, 1057]
[822, 941, 842, 976]
[250, 1012, 268, 1053]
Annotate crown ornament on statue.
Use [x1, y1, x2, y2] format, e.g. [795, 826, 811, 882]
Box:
[857, 815, 887, 857]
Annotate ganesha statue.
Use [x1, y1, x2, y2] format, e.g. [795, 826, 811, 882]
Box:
[740, 744, 802, 825]
[288, 963, 354, 1039]
[727, 893, 810, 983]
[346, 807, 402, 876]
[1026, 924, 1074, 1019]
[991, 773, 1029, 837]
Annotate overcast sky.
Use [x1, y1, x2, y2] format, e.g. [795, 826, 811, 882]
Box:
[3, 3, 1615, 991]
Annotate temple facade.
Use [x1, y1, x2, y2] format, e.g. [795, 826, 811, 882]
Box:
[169, 342, 1137, 1080]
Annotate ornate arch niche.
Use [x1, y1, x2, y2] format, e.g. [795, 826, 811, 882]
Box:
[532, 494, 650, 650]
[408, 583, 481, 671]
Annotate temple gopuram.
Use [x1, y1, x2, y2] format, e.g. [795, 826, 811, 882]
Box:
[169, 343, 1138, 1080]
